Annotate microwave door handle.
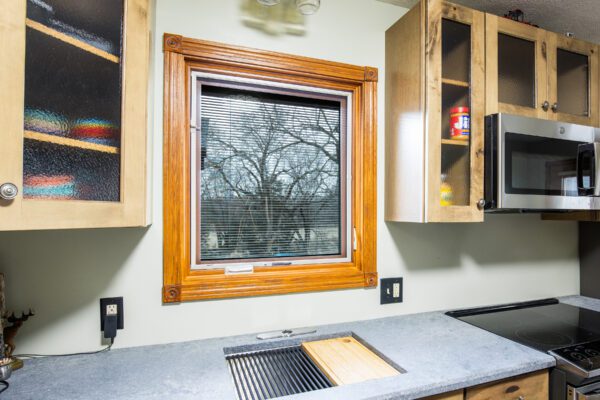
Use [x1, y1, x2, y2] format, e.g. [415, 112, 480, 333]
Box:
[594, 143, 600, 196]
[577, 143, 598, 196]
[577, 144, 588, 194]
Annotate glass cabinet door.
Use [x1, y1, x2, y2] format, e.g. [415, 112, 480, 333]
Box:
[485, 14, 548, 119]
[426, 1, 484, 222]
[23, 0, 124, 201]
[0, 0, 150, 230]
[548, 33, 598, 126]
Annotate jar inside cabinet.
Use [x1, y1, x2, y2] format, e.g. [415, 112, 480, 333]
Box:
[441, 18, 472, 208]
[385, 0, 484, 223]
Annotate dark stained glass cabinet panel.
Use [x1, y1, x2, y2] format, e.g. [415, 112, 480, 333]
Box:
[548, 32, 599, 127]
[26, 0, 123, 57]
[497, 33, 536, 108]
[485, 14, 548, 119]
[23, 0, 123, 201]
[557, 49, 588, 116]
[440, 19, 471, 207]
[0, 0, 150, 230]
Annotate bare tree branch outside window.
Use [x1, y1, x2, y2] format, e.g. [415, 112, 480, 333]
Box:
[197, 85, 345, 262]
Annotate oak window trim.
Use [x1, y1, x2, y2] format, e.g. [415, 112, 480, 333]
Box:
[162, 34, 378, 302]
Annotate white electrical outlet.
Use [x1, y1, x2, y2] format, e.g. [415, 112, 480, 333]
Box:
[393, 283, 400, 298]
[106, 304, 118, 316]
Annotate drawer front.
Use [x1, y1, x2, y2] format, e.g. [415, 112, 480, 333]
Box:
[466, 370, 549, 400]
[423, 390, 465, 400]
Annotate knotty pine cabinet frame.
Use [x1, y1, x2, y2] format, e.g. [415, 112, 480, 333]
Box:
[162, 35, 378, 302]
[385, 0, 485, 223]
[548, 33, 598, 127]
[486, 13, 599, 127]
[0, 0, 150, 230]
[421, 370, 549, 400]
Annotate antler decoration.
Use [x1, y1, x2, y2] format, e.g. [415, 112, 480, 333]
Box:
[3, 309, 35, 357]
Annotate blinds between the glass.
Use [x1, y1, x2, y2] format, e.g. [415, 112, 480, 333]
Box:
[197, 85, 344, 262]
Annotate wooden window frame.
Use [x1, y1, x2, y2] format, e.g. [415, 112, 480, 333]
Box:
[162, 34, 378, 302]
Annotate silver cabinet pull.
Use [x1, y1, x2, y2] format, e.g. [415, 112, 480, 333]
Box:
[552, 102, 559, 113]
[0, 183, 18, 200]
[477, 199, 486, 210]
[542, 100, 550, 111]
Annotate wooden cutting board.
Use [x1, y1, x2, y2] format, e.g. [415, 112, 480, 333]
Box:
[301, 336, 401, 386]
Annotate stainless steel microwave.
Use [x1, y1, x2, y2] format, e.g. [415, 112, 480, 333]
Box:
[484, 113, 600, 212]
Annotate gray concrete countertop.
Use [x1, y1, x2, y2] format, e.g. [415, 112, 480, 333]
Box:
[5, 295, 595, 400]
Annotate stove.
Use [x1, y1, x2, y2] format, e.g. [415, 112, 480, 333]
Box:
[447, 298, 600, 399]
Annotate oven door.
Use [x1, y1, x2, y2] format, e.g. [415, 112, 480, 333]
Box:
[496, 114, 600, 210]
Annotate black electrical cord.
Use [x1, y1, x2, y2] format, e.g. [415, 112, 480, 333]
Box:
[0, 381, 9, 394]
[13, 340, 113, 359]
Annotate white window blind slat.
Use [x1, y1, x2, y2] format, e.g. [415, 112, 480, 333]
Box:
[197, 84, 345, 262]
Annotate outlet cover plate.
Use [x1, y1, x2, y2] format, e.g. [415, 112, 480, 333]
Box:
[380, 278, 403, 305]
[100, 297, 124, 331]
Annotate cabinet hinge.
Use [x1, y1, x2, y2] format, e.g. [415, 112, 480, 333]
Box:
[542, 41, 547, 59]
[353, 227, 358, 251]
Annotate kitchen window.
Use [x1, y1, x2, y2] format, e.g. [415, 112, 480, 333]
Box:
[191, 77, 351, 268]
[162, 34, 377, 302]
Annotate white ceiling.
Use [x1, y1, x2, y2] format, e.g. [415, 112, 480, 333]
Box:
[377, 0, 600, 44]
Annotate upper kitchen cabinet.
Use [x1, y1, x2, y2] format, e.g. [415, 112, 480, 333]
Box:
[486, 14, 599, 127]
[386, 0, 485, 223]
[548, 32, 598, 126]
[0, 0, 150, 230]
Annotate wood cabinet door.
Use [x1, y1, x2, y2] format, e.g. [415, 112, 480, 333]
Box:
[465, 370, 549, 400]
[425, 0, 485, 222]
[423, 390, 465, 400]
[0, 0, 150, 230]
[547, 32, 599, 127]
[486, 14, 549, 119]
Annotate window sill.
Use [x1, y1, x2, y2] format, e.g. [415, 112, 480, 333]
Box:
[163, 264, 377, 302]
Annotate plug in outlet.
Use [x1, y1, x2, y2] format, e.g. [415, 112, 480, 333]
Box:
[106, 304, 118, 316]
[100, 297, 124, 342]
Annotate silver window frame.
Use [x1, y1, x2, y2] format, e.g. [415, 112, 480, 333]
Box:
[189, 71, 353, 270]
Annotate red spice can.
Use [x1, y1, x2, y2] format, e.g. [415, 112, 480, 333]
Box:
[450, 106, 470, 140]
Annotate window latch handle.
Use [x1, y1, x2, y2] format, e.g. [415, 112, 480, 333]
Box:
[225, 265, 254, 274]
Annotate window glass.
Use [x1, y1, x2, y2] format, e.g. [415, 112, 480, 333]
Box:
[195, 82, 348, 265]
[505, 132, 586, 196]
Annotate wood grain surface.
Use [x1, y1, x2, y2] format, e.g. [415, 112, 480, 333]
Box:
[301, 336, 400, 386]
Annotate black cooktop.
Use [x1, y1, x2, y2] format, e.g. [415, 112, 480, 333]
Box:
[447, 298, 600, 353]
[551, 341, 600, 372]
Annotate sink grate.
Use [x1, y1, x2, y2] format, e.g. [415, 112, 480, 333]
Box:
[226, 345, 333, 400]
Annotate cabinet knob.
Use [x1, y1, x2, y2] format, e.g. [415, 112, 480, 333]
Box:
[552, 102, 559, 113]
[0, 183, 18, 200]
[477, 199, 486, 210]
[541, 101, 550, 111]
